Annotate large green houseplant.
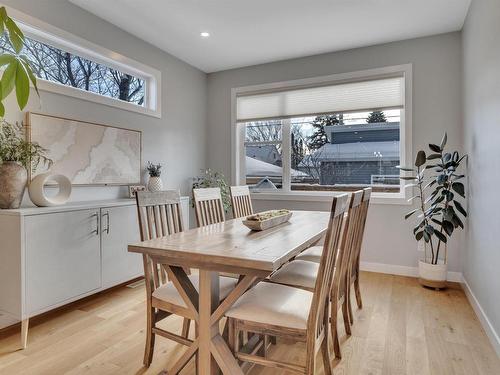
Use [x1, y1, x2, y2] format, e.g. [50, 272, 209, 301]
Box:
[399, 133, 467, 288]
[0, 6, 47, 209]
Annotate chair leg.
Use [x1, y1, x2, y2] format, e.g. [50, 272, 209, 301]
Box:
[342, 298, 351, 336]
[348, 288, 354, 324]
[181, 318, 191, 338]
[331, 302, 341, 359]
[321, 336, 333, 375]
[354, 274, 363, 309]
[228, 319, 236, 352]
[143, 308, 156, 367]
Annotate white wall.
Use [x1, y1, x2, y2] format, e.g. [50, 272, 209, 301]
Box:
[462, 0, 500, 348]
[207, 32, 464, 272]
[2, 0, 207, 202]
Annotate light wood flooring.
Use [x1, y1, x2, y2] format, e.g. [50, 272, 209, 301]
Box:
[0, 272, 498, 375]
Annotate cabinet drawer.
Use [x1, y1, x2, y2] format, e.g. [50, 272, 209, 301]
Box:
[25, 209, 101, 314]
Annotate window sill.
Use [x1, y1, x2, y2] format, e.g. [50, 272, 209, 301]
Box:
[250, 191, 411, 205]
[37, 80, 161, 118]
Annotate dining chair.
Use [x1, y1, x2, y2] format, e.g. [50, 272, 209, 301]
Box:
[230, 185, 254, 218]
[347, 187, 371, 321]
[267, 190, 364, 359]
[225, 194, 349, 375]
[136, 190, 237, 367]
[193, 187, 226, 226]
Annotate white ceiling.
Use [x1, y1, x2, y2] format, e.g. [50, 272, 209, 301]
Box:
[69, 0, 471, 73]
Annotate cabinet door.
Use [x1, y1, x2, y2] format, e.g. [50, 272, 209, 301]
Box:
[101, 205, 142, 288]
[25, 209, 101, 315]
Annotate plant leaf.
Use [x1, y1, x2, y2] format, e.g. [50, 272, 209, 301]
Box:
[429, 144, 441, 153]
[440, 132, 447, 150]
[0, 100, 4, 117]
[427, 153, 442, 160]
[0, 53, 16, 67]
[15, 61, 30, 110]
[434, 230, 447, 243]
[405, 209, 419, 220]
[442, 220, 454, 236]
[454, 200, 467, 217]
[5, 17, 24, 54]
[415, 150, 426, 167]
[415, 231, 424, 241]
[396, 166, 414, 172]
[1, 60, 17, 100]
[19, 56, 39, 97]
[452, 182, 465, 197]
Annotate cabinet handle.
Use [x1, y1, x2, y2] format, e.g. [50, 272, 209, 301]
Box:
[103, 211, 110, 234]
[91, 212, 99, 235]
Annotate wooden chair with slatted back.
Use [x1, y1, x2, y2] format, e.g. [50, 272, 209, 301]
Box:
[225, 194, 349, 375]
[136, 190, 238, 368]
[330, 190, 364, 359]
[347, 187, 372, 321]
[193, 187, 226, 226]
[135, 190, 192, 367]
[230, 185, 254, 218]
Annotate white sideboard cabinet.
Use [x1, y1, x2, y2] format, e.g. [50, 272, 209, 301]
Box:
[0, 197, 189, 348]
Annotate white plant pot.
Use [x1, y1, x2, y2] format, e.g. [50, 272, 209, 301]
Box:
[418, 260, 447, 289]
[147, 176, 163, 192]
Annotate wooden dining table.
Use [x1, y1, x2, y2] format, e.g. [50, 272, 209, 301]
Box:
[128, 210, 330, 375]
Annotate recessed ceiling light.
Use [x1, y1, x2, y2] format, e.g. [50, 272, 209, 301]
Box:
[200, 32, 210, 38]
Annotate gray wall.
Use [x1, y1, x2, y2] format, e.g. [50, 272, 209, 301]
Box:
[462, 0, 500, 341]
[3, 0, 207, 201]
[207, 33, 464, 272]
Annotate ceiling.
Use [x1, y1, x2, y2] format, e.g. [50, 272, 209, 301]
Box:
[69, 0, 471, 73]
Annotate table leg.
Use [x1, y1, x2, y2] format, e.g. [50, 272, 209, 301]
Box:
[198, 270, 220, 375]
[197, 271, 256, 375]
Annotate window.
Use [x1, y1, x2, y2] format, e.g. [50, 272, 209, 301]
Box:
[0, 35, 146, 106]
[233, 65, 412, 203]
[3, 8, 161, 117]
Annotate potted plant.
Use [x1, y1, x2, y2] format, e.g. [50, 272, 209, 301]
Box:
[0, 7, 41, 209]
[399, 133, 467, 289]
[146, 162, 163, 191]
[0, 121, 51, 208]
[192, 169, 231, 212]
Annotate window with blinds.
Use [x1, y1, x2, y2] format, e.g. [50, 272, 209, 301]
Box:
[235, 69, 409, 197]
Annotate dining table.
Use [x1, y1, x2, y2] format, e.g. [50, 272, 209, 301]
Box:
[128, 210, 330, 375]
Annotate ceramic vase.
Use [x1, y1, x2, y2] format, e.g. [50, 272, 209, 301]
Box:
[0, 161, 28, 209]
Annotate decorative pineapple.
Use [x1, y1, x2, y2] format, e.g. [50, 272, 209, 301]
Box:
[146, 162, 163, 192]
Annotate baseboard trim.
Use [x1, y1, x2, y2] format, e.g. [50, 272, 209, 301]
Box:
[359, 261, 463, 282]
[461, 277, 500, 356]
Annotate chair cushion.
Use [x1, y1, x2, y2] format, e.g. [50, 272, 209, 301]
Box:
[152, 275, 237, 308]
[268, 260, 319, 291]
[294, 246, 323, 263]
[225, 282, 313, 330]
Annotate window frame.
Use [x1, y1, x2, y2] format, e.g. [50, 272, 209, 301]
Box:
[6, 6, 162, 118]
[231, 64, 413, 205]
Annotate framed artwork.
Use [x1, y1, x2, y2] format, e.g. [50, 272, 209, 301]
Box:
[27, 112, 142, 185]
[128, 185, 146, 198]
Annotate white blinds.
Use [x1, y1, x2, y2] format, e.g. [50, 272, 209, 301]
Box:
[236, 76, 404, 122]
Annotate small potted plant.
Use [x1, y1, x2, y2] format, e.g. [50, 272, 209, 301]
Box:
[192, 169, 231, 212]
[0, 121, 52, 209]
[399, 133, 467, 289]
[146, 162, 163, 191]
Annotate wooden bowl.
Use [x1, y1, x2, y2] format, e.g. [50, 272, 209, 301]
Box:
[242, 210, 293, 231]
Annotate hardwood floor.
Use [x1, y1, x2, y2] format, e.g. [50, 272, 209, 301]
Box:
[0, 272, 498, 375]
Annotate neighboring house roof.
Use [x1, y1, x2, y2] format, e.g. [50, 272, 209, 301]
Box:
[298, 140, 400, 167]
[245, 145, 282, 165]
[246, 156, 308, 177]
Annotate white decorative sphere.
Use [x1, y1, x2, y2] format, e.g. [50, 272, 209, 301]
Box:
[28, 173, 72, 207]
